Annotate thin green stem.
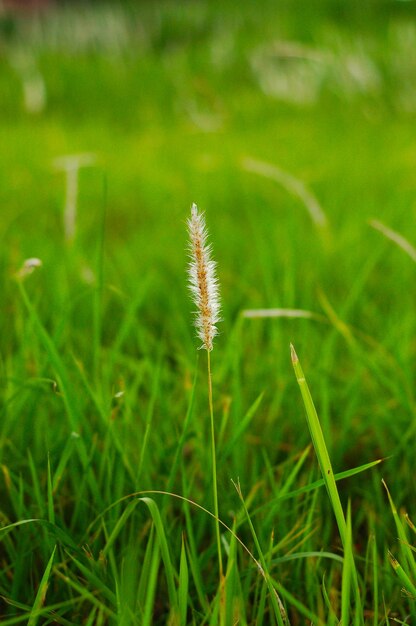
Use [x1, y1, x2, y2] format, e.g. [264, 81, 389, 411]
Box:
[233, 480, 287, 626]
[207, 349, 223, 581]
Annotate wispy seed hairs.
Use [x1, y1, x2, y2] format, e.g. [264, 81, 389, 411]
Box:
[187, 201, 224, 579]
[187, 203, 221, 351]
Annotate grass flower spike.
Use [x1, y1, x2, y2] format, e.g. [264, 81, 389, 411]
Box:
[187, 202, 224, 584]
[187, 203, 220, 351]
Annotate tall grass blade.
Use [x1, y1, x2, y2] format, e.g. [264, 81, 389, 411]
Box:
[17, 282, 102, 505]
[179, 535, 189, 625]
[27, 545, 56, 626]
[370, 220, 416, 263]
[47, 454, 55, 525]
[243, 157, 328, 228]
[290, 344, 363, 622]
[232, 480, 287, 626]
[382, 480, 416, 581]
[142, 540, 161, 626]
[341, 502, 352, 625]
[388, 552, 416, 597]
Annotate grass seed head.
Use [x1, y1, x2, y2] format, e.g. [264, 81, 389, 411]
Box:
[187, 203, 220, 351]
[17, 257, 42, 279]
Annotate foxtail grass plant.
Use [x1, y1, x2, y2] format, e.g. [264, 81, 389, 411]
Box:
[187, 203, 223, 582]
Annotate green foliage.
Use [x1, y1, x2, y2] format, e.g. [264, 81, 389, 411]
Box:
[1, 0, 416, 623]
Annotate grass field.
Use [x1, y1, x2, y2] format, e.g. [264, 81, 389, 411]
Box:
[1, 1, 416, 624]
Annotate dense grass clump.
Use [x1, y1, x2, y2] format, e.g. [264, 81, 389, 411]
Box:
[1, 1, 416, 623]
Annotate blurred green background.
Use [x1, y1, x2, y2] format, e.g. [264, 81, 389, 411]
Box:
[1, 0, 416, 434]
[1, 0, 416, 622]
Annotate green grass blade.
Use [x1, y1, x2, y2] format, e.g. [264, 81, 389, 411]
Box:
[137, 525, 156, 613]
[17, 282, 80, 432]
[277, 458, 383, 502]
[165, 362, 198, 496]
[92, 177, 106, 386]
[65, 552, 117, 606]
[136, 359, 163, 485]
[101, 499, 139, 557]
[221, 391, 264, 459]
[290, 344, 363, 623]
[291, 344, 348, 544]
[371, 533, 379, 626]
[27, 450, 45, 518]
[17, 282, 102, 505]
[27, 545, 56, 626]
[142, 541, 161, 626]
[272, 551, 344, 565]
[269, 577, 325, 626]
[321, 573, 338, 626]
[388, 552, 416, 597]
[54, 567, 116, 617]
[383, 479, 416, 581]
[139, 497, 179, 615]
[52, 432, 79, 492]
[276, 445, 311, 499]
[232, 480, 287, 626]
[47, 454, 55, 525]
[179, 535, 189, 625]
[341, 502, 352, 625]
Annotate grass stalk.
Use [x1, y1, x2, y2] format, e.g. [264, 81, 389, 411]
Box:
[207, 349, 223, 582]
[233, 480, 287, 626]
